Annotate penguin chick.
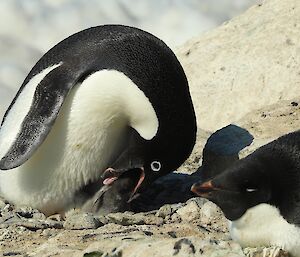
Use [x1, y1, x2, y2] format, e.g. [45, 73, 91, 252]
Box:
[0, 25, 196, 216]
[78, 168, 142, 215]
[192, 131, 300, 257]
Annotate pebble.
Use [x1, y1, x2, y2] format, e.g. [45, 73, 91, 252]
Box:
[156, 204, 173, 218]
[186, 197, 208, 208]
[176, 201, 201, 222]
[107, 212, 163, 226]
[15, 206, 46, 220]
[2, 204, 13, 213]
[97, 215, 109, 225]
[47, 213, 65, 222]
[64, 212, 102, 230]
[199, 201, 222, 224]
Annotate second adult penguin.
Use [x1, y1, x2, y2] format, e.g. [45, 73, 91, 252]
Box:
[192, 130, 300, 256]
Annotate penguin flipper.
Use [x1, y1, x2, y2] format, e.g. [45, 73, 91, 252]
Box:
[0, 65, 80, 170]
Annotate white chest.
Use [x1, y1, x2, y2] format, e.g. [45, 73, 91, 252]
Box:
[229, 203, 300, 257]
[0, 68, 158, 215]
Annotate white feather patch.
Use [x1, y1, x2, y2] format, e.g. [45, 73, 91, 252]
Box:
[0, 69, 158, 215]
[0, 63, 62, 160]
[76, 69, 159, 140]
[229, 203, 300, 256]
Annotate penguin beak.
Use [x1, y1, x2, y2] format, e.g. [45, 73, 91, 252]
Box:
[127, 167, 145, 202]
[191, 180, 221, 197]
[102, 167, 145, 202]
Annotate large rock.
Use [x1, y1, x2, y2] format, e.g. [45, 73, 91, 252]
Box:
[177, 0, 300, 132]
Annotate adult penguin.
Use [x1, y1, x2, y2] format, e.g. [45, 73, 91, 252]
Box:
[0, 25, 196, 216]
[192, 130, 300, 256]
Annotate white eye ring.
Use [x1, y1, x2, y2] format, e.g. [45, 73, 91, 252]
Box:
[246, 188, 258, 193]
[151, 161, 161, 172]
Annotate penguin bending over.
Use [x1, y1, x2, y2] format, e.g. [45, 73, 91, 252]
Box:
[0, 25, 196, 216]
[192, 131, 300, 256]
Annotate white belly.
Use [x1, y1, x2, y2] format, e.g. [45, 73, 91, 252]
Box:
[229, 203, 300, 257]
[0, 69, 158, 215]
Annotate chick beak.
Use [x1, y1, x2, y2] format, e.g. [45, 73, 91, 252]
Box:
[102, 166, 145, 203]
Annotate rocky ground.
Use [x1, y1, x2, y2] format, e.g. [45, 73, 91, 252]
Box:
[1, 97, 298, 257]
[1, 0, 300, 256]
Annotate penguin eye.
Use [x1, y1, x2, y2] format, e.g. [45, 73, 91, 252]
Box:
[245, 188, 258, 193]
[151, 161, 161, 172]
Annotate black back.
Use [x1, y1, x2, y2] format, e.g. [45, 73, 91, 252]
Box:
[0, 25, 196, 172]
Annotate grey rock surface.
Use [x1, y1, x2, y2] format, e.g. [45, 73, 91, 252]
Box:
[177, 0, 300, 132]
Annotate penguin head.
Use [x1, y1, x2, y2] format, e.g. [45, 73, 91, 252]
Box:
[191, 157, 272, 220]
[101, 128, 179, 202]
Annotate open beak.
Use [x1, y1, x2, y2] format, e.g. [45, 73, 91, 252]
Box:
[191, 180, 220, 197]
[127, 167, 145, 202]
[102, 167, 145, 203]
[102, 168, 122, 185]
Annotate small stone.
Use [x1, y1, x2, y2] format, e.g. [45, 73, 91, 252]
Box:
[176, 201, 201, 222]
[199, 201, 222, 224]
[15, 206, 46, 220]
[156, 204, 173, 218]
[143, 231, 153, 236]
[106, 212, 163, 226]
[173, 238, 196, 255]
[168, 231, 177, 238]
[186, 197, 208, 208]
[107, 212, 144, 226]
[47, 213, 65, 222]
[44, 219, 63, 229]
[2, 204, 13, 213]
[64, 212, 102, 230]
[83, 252, 104, 257]
[42, 229, 53, 237]
[97, 215, 109, 225]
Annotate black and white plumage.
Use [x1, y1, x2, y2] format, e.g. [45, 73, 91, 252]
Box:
[191, 131, 300, 256]
[0, 25, 196, 215]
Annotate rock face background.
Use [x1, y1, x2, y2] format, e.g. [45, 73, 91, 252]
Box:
[0, 0, 255, 120]
[177, 0, 300, 132]
[0, 0, 299, 256]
